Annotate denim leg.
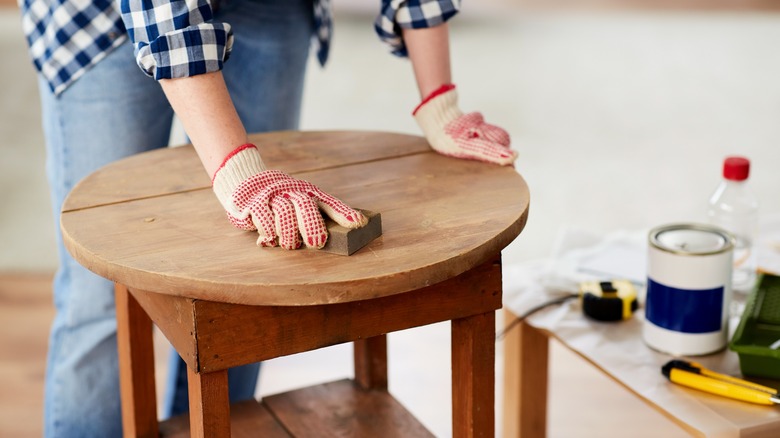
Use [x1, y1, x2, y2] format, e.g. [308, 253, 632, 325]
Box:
[42, 0, 315, 432]
[41, 43, 173, 438]
[162, 0, 315, 418]
[220, 0, 314, 132]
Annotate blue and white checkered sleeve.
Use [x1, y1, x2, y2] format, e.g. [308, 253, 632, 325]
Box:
[120, 0, 233, 80]
[374, 0, 460, 57]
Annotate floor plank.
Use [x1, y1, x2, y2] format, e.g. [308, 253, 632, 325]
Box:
[0, 273, 54, 438]
[0, 273, 173, 437]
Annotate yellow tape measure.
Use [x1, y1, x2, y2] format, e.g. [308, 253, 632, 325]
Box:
[579, 280, 638, 321]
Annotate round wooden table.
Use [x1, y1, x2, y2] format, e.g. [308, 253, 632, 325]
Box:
[61, 131, 530, 437]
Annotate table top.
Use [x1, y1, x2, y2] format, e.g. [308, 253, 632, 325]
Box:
[61, 131, 529, 306]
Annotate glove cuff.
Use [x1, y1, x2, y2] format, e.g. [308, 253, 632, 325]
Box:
[413, 84, 464, 141]
[212, 144, 267, 209]
[412, 83, 456, 116]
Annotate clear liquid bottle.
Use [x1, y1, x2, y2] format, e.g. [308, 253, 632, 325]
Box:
[706, 156, 759, 294]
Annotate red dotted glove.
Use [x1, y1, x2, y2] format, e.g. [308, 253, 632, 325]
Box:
[212, 144, 367, 249]
[413, 84, 517, 166]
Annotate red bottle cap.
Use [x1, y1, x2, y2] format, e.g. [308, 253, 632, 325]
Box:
[723, 156, 750, 181]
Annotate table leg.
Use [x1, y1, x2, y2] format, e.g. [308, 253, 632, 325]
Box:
[187, 367, 231, 438]
[354, 335, 388, 390]
[115, 284, 158, 438]
[502, 309, 549, 438]
[452, 311, 496, 438]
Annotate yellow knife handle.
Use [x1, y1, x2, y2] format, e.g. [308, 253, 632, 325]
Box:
[670, 369, 775, 406]
[689, 362, 778, 395]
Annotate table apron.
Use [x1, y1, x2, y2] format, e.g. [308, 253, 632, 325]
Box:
[129, 257, 503, 373]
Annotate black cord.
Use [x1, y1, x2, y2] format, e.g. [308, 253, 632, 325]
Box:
[496, 293, 579, 341]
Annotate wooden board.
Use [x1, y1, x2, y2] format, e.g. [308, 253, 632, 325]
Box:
[0, 274, 53, 438]
[61, 131, 429, 212]
[502, 312, 549, 438]
[61, 131, 529, 306]
[160, 379, 433, 437]
[263, 379, 434, 437]
[130, 257, 501, 372]
[159, 399, 290, 438]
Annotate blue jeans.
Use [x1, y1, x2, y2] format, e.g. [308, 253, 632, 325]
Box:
[38, 1, 313, 436]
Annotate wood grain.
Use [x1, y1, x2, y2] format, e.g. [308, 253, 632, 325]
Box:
[452, 312, 496, 438]
[502, 312, 549, 438]
[159, 400, 290, 438]
[186, 368, 230, 438]
[115, 284, 159, 438]
[0, 273, 53, 438]
[61, 131, 529, 306]
[263, 379, 434, 437]
[61, 131, 429, 212]
[148, 257, 501, 373]
[127, 288, 199, 370]
[354, 336, 389, 391]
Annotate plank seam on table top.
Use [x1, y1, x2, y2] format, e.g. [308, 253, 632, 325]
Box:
[288, 149, 430, 178]
[60, 187, 207, 214]
[60, 149, 431, 214]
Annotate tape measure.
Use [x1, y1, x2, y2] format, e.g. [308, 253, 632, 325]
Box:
[579, 280, 638, 322]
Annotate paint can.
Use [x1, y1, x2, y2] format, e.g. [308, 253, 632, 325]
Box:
[644, 223, 734, 356]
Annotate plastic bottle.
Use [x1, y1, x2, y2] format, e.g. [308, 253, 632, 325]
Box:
[706, 156, 759, 294]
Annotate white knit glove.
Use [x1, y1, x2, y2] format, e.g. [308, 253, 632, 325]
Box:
[413, 84, 517, 166]
[212, 144, 367, 249]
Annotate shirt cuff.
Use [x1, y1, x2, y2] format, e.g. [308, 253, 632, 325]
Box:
[135, 22, 233, 80]
[374, 0, 461, 57]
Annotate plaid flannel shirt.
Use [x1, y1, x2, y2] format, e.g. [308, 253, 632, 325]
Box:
[21, 0, 459, 96]
[376, 0, 460, 57]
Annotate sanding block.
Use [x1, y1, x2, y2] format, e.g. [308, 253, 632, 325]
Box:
[320, 210, 382, 256]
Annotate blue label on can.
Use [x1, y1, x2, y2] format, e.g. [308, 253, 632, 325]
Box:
[645, 278, 723, 334]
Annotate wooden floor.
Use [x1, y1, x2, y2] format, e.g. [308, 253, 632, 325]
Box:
[0, 273, 54, 438]
[0, 273, 172, 437]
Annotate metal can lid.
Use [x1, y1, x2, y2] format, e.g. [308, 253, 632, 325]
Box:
[649, 223, 734, 255]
